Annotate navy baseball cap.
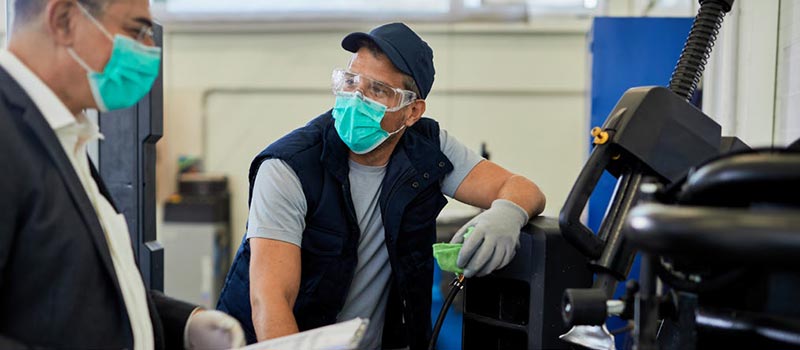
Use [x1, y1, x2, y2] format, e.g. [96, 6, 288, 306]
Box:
[341, 23, 435, 99]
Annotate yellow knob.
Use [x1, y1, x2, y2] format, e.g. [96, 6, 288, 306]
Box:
[593, 131, 609, 145]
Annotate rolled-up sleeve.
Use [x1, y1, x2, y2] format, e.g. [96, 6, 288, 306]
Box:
[439, 128, 485, 198]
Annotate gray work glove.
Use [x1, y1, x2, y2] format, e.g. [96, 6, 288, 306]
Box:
[184, 309, 246, 350]
[450, 199, 529, 278]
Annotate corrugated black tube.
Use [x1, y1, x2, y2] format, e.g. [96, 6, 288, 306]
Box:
[669, 1, 730, 101]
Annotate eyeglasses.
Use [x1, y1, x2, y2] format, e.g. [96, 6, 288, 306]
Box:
[76, 1, 154, 45]
[331, 69, 417, 112]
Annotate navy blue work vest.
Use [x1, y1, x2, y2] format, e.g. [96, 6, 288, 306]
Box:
[217, 111, 454, 349]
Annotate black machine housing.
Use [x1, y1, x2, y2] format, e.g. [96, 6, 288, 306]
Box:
[624, 148, 800, 349]
[559, 0, 741, 331]
[460, 0, 744, 348]
[560, 86, 722, 278]
[461, 218, 592, 349]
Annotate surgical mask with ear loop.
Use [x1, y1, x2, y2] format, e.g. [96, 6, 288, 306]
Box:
[332, 91, 408, 155]
[67, 3, 162, 112]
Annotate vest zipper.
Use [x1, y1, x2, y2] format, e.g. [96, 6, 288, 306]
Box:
[341, 182, 360, 234]
[382, 168, 416, 328]
[402, 299, 407, 325]
[340, 182, 360, 306]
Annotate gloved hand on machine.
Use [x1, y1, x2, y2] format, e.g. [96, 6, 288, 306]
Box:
[450, 199, 530, 278]
[429, 199, 530, 350]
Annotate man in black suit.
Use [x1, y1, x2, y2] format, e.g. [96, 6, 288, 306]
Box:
[0, 0, 244, 349]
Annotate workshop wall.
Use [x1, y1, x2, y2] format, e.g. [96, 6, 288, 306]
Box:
[704, 0, 799, 147]
[776, 0, 800, 145]
[2, 0, 794, 261]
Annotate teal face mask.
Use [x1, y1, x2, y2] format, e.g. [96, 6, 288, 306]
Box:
[332, 91, 405, 154]
[67, 3, 161, 112]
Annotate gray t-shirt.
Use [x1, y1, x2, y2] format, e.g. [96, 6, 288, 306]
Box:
[247, 128, 483, 349]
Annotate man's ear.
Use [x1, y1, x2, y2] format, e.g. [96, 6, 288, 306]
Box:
[404, 100, 426, 127]
[46, 0, 79, 46]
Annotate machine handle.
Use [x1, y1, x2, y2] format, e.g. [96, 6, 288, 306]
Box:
[559, 143, 615, 260]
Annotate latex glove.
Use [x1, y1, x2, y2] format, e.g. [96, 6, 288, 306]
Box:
[450, 199, 529, 278]
[184, 309, 246, 350]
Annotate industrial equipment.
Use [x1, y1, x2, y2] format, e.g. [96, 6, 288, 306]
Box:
[625, 147, 800, 349]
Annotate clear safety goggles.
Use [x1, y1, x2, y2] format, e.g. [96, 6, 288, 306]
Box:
[331, 69, 418, 112]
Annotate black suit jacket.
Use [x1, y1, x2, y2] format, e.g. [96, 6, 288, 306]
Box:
[0, 67, 195, 349]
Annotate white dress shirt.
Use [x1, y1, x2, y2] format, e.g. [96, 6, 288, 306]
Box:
[0, 50, 155, 350]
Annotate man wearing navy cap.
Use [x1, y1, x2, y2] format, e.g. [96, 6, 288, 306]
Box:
[217, 23, 546, 349]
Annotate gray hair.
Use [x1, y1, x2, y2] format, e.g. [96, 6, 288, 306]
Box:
[13, 0, 109, 30]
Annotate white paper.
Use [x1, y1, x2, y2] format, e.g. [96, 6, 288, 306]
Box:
[240, 318, 369, 350]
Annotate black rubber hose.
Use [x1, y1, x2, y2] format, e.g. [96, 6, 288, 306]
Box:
[429, 275, 465, 350]
[668, 0, 733, 101]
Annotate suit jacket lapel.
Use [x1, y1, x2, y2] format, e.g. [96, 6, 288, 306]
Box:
[89, 159, 120, 214]
[0, 67, 123, 298]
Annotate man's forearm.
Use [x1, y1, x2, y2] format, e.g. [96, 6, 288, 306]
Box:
[497, 174, 546, 218]
[249, 238, 302, 342]
[252, 295, 300, 341]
